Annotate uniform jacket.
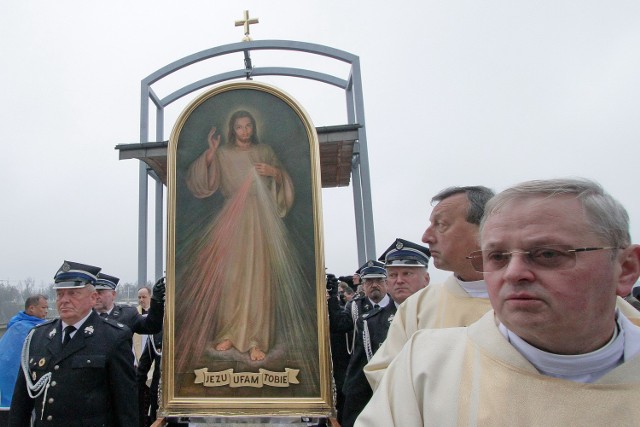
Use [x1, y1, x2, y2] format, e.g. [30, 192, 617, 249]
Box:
[328, 295, 397, 394]
[8, 311, 137, 427]
[105, 299, 163, 335]
[137, 331, 162, 386]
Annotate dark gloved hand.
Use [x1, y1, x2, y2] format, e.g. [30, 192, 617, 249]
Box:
[152, 276, 166, 303]
[326, 274, 339, 298]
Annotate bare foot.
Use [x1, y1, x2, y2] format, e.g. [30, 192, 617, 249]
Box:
[215, 339, 233, 351]
[249, 346, 266, 361]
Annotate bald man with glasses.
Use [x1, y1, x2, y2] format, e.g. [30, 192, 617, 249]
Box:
[356, 178, 640, 427]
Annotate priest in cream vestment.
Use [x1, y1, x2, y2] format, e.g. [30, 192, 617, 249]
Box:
[358, 178, 640, 426]
[357, 310, 640, 427]
[365, 186, 496, 389]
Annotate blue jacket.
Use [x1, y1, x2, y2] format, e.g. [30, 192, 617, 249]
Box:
[0, 311, 45, 407]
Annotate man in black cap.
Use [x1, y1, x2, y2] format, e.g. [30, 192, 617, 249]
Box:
[328, 260, 393, 427]
[94, 273, 164, 336]
[380, 238, 431, 307]
[9, 261, 138, 426]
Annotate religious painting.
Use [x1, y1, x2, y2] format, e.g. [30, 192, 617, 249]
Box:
[163, 81, 333, 418]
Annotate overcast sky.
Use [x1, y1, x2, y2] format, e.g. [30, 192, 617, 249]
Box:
[2, 1, 640, 288]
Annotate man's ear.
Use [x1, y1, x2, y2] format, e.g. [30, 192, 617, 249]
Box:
[616, 245, 640, 297]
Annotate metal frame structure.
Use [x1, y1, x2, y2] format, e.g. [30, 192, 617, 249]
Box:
[131, 39, 375, 286]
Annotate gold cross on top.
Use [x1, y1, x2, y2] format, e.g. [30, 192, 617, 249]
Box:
[235, 10, 259, 42]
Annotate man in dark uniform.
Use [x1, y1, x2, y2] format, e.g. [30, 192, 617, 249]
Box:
[326, 273, 352, 426]
[378, 238, 431, 307]
[94, 273, 164, 335]
[137, 331, 162, 427]
[9, 261, 137, 427]
[328, 260, 393, 427]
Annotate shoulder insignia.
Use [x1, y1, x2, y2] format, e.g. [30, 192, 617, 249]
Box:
[48, 328, 57, 338]
[36, 319, 56, 328]
[84, 325, 94, 335]
[103, 319, 128, 330]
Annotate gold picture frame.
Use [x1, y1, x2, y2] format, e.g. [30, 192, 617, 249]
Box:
[162, 81, 333, 419]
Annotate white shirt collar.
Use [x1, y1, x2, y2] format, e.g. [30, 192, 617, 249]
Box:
[369, 294, 391, 308]
[455, 277, 489, 298]
[61, 310, 94, 338]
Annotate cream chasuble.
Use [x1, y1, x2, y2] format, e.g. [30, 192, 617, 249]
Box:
[364, 275, 492, 389]
[356, 311, 640, 427]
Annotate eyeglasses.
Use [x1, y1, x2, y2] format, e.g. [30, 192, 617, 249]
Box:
[466, 245, 620, 273]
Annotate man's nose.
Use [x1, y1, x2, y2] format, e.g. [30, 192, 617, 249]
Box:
[502, 252, 536, 283]
[422, 225, 434, 244]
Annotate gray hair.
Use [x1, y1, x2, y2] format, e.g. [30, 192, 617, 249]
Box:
[431, 186, 495, 225]
[480, 178, 631, 248]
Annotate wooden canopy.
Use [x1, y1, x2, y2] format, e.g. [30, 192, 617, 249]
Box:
[115, 124, 360, 188]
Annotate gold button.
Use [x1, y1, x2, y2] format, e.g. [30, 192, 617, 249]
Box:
[47, 415, 53, 421]
[48, 398, 54, 403]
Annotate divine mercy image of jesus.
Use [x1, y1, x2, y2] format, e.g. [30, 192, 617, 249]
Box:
[168, 84, 324, 402]
[182, 109, 293, 363]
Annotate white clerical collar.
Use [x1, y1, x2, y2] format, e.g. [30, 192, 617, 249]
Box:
[498, 310, 631, 383]
[455, 277, 489, 298]
[369, 294, 391, 308]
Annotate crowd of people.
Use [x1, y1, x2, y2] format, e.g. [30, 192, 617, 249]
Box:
[324, 178, 640, 426]
[0, 261, 165, 427]
[2, 177, 640, 426]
